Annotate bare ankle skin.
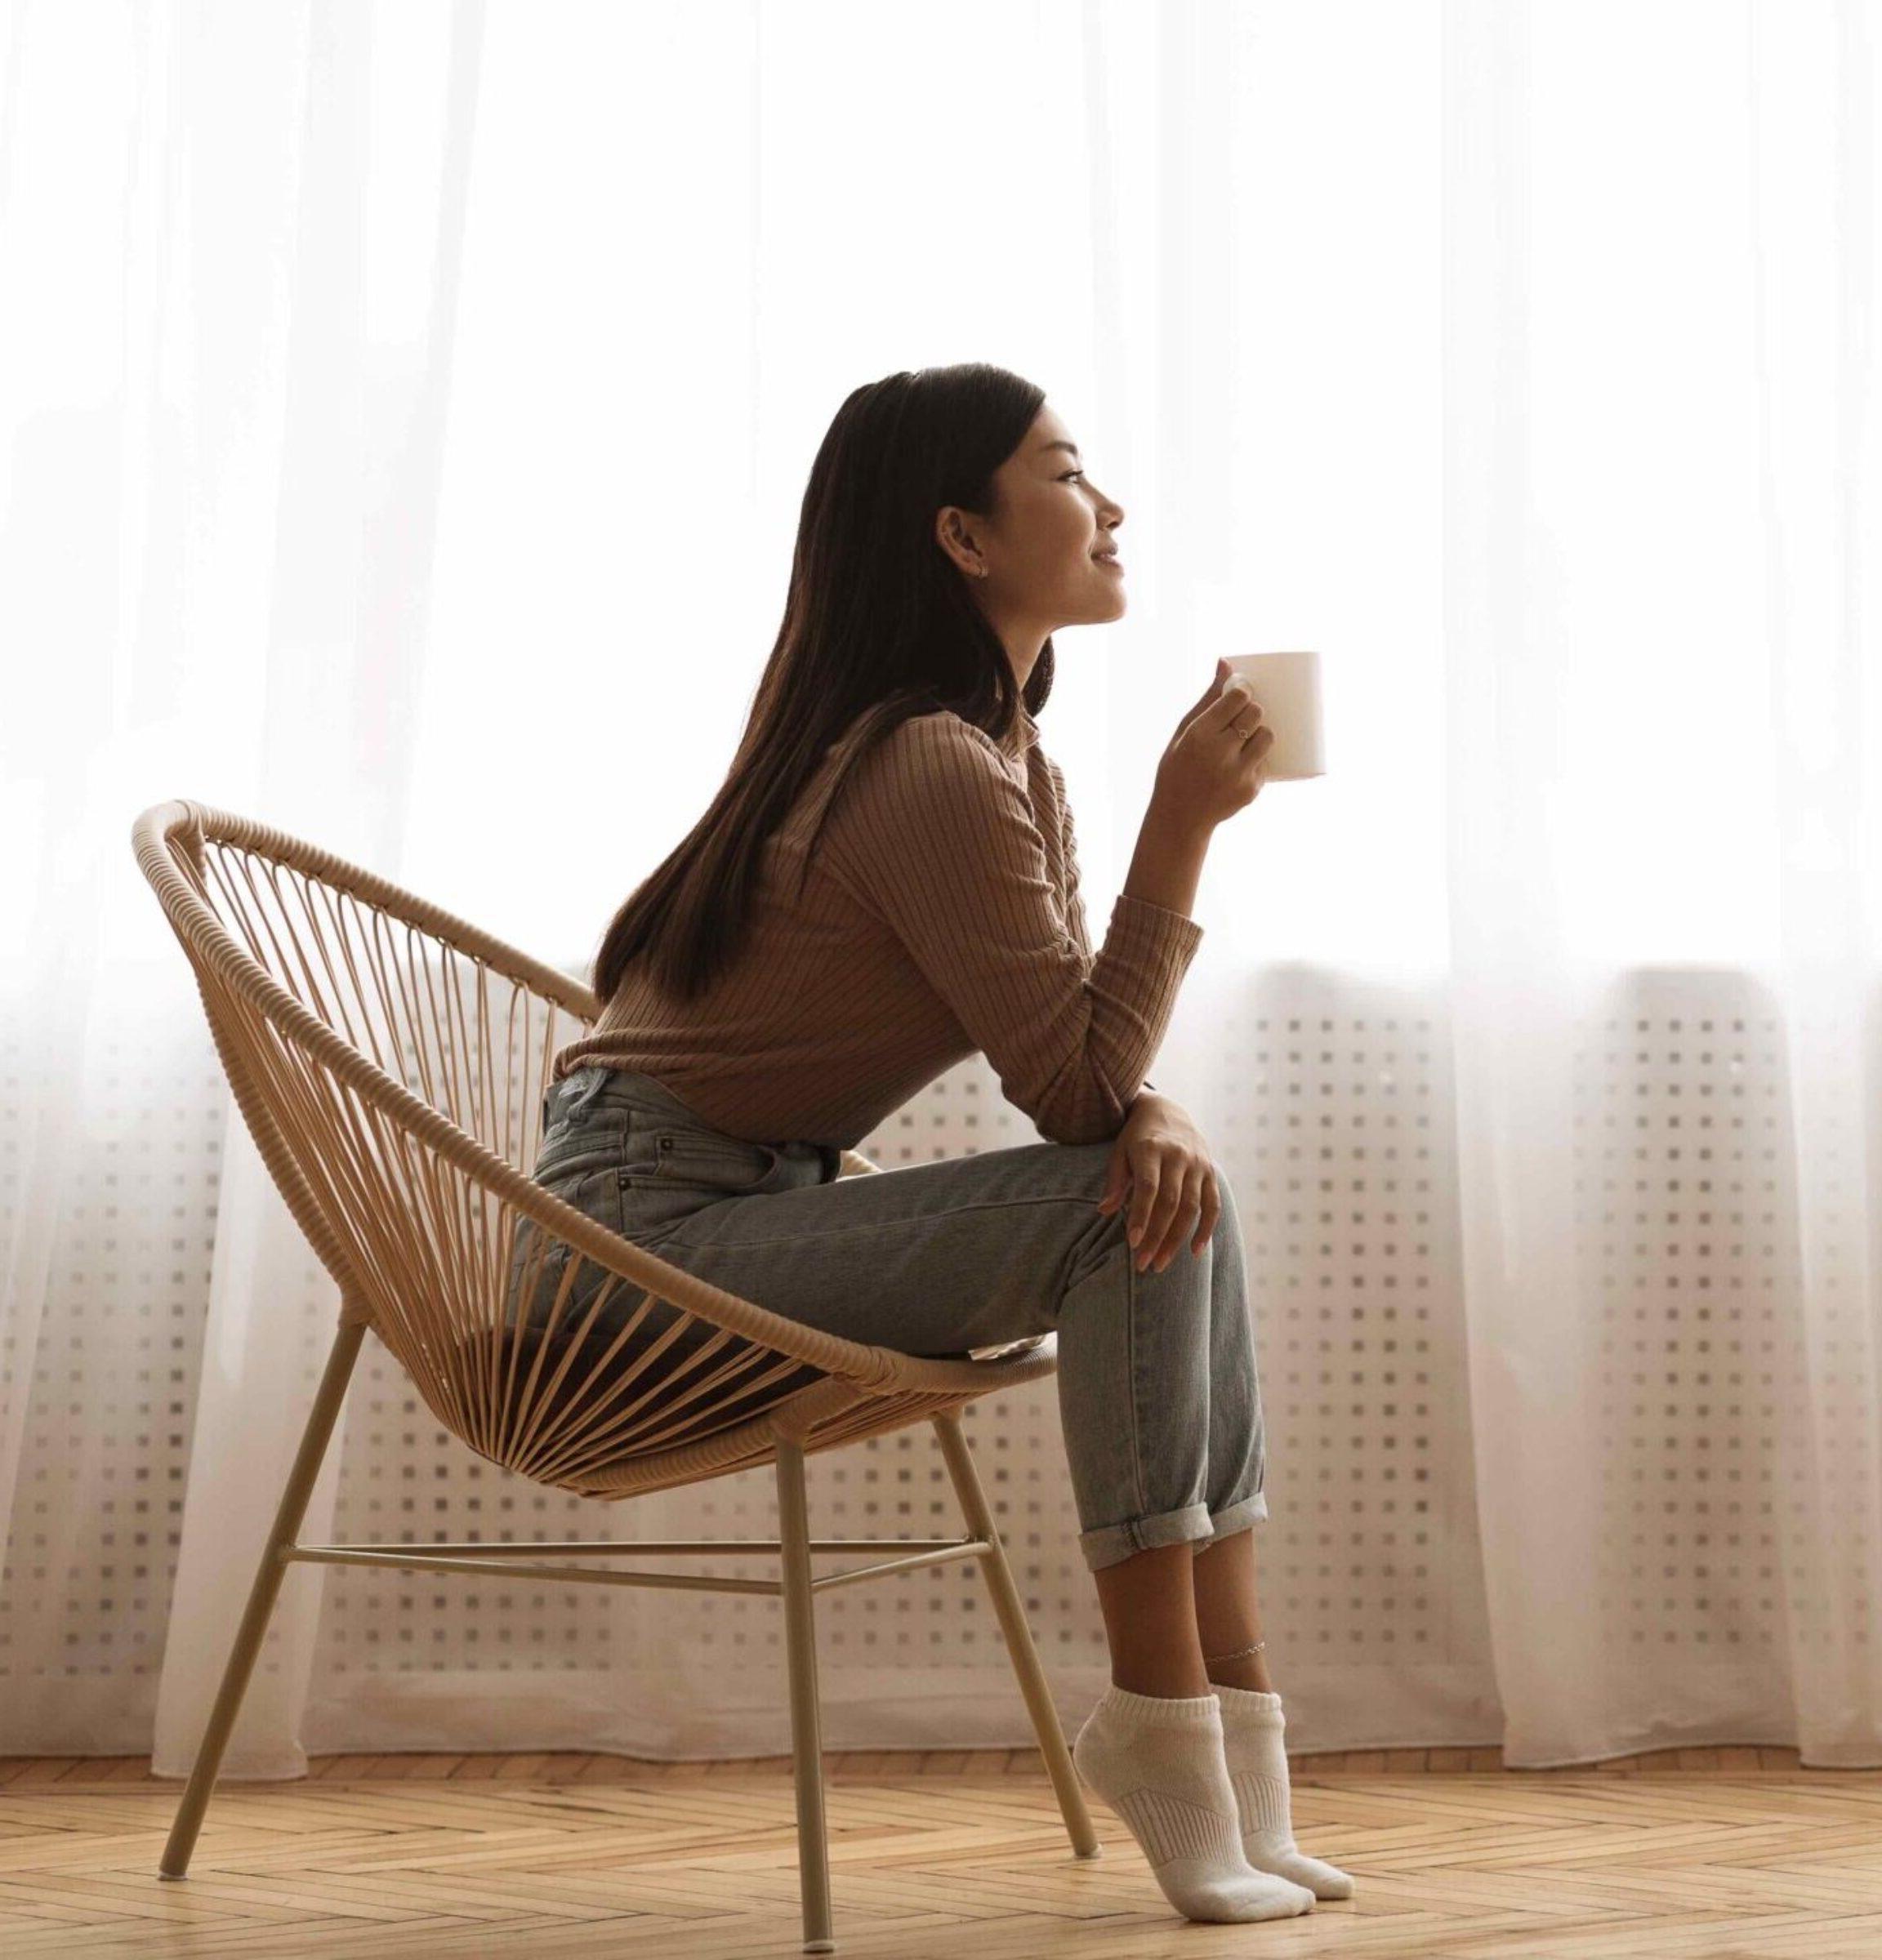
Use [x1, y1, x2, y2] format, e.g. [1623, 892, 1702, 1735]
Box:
[1091, 1543, 1210, 1697]
[1088, 1526, 1280, 1699]
[1193, 1526, 1277, 1693]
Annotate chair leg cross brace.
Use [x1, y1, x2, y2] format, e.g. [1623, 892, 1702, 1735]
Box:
[276, 1537, 993, 1594]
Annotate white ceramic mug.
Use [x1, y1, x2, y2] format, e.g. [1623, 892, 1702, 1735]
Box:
[1223, 650, 1325, 782]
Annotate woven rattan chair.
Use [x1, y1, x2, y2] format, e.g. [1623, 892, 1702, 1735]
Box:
[132, 797, 1099, 1953]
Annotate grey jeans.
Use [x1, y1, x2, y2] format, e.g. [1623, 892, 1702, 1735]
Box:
[505, 1065, 1267, 1572]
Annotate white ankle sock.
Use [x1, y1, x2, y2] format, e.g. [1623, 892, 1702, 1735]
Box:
[1211, 1682, 1356, 1899]
[1071, 1684, 1314, 1923]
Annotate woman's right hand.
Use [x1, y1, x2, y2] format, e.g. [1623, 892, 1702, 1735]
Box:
[1154, 657, 1276, 828]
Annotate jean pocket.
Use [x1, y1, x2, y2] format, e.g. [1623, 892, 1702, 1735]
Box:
[633, 1128, 780, 1196]
[549, 1166, 631, 1234]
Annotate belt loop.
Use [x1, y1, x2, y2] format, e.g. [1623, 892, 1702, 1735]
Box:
[561, 1066, 609, 1118]
[543, 1066, 605, 1129]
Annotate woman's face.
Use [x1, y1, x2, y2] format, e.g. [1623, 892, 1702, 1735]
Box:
[936, 403, 1127, 642]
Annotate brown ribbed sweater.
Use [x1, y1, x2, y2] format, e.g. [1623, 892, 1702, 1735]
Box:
[551, 704, 1203, 1149]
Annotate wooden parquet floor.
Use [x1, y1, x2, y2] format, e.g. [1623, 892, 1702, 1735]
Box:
[2, 1746, 1877, 1958]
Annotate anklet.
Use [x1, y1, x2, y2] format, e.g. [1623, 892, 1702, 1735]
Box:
[1204, 1638, 1265, 1664]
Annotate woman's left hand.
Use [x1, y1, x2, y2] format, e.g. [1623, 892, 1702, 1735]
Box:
[1095, 1091, 1220, 1273]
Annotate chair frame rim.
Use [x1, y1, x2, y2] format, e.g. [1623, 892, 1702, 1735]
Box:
[134, 794, 1100, 1950]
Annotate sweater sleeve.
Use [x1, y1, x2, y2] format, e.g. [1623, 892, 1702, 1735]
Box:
[1053, 759, 1159, 1099]
[825, 715, 1202, 1144]
[1051, 759, 1095, 959]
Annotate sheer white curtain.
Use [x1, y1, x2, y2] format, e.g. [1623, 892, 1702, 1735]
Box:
[0, 0, 484, 1768]
[3, 0, 1878, 1777]
[1432, 0, 1882, 1768]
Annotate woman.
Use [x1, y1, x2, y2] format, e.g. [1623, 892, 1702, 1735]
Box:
[508, 363, 1351, 1924]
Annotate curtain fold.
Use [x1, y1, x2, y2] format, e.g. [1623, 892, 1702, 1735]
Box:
[1744, 0, 1882, 1763]
[2, 0, 1877, 1775]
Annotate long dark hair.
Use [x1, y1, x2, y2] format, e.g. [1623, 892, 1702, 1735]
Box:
[591, 362, 1058, 1008]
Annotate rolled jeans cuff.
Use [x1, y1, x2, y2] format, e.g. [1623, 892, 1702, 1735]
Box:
[1077, 1490, 1267, 1573]
[1191, 1491, 1268, 1551]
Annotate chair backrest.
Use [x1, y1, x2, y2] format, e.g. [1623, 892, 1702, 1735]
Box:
[129, 798, 912, 1494]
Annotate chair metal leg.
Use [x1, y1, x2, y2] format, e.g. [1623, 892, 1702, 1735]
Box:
[930, 1408, 1102, 1859]
[775, 1437, 837, 1954]
[158, 1318, 367, 1880]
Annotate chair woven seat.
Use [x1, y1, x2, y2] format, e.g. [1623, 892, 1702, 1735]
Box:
[450, 1318, 830, 1464]
[449, 1323, 1057, 1491]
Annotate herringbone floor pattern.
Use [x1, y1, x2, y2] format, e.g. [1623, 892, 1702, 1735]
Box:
[2, 1747, 1876, 1957]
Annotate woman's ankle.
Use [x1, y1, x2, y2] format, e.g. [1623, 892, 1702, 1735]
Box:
[1112, 1664, 1212, 1699]
[1204, 1655, 1275, 1695]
